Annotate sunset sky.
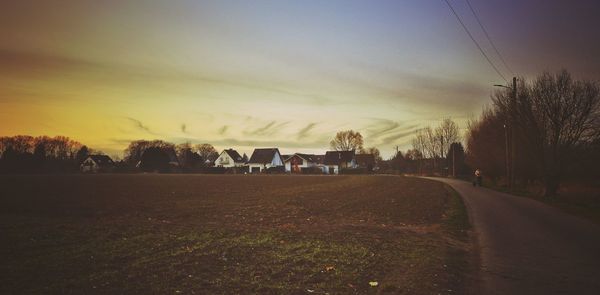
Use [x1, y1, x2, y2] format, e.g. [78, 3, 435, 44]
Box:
[2, 0, 600, 158]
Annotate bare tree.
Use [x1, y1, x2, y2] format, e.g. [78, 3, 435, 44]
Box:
[466, 109, 506, 179]
[493, 70, 600, 196]
[361, 146, 382, 163]
[436, 118, 460, 158]
[195, 143, 219, 164]
[330, 130, 364, 151]
[124, 140, 176, 165]
[176, 142, 201, 170]
[0, 135, 86, 173]
[412, 129, 428, 174]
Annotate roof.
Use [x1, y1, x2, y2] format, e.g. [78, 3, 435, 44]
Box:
[312, 155, 325, 164]
[223, 149, 244, 162]
[88, 155, 114, 167]
[248, 148, 282, 164]
[284, 153, 325, 164]
[324, 151, 355, 165]
[355, 154, 376, 166]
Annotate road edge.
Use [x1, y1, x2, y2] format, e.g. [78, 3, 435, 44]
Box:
[440, 180, 483, 295]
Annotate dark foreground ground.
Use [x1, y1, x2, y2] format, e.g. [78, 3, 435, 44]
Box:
[0, 175, 470, 294]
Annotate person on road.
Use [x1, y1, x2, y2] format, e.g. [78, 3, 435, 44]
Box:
[474, 169, 482, 187]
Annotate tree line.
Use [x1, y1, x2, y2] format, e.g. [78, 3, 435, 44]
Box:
[0, 135, 90, 173]
[466, 70, 600, 197]
[381, 118, 466, 176]
[123, 140, 244, 173]
[0, 131, 387, 174]
[329, 129, 383, 162]
[0, 135, 232, 173]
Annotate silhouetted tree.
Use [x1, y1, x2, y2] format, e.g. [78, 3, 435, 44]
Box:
[389, 150, 406, 172]
[75, 146, 90, 165]
[195, 144, 218, 166]
[411, 130, 427, 174]
[466, 108, 507, 181]
[0, 135, 84, 173]
[330, 130, 363, 151]
[139, 147, 170, 172]
[493, 70, 600, 196]
[176, 142, 202, 171]
[436, 118, 460, 170]
[447, 142, 466, 176]
[361, 147, 382, 164]
[424, 127, 440, 170]
[124, 140, 175, 166]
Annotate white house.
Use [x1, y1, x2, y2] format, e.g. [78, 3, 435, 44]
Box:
[214, 148, 245, 167]
[284, 153, 324, 173]
[80, 155, 115, 173]
[323, 150, 356, 174]
[247, 148, 284, 173]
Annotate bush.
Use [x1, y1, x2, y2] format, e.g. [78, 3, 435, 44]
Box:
[201, 167, 227, 174]
[265, 166, 285, 174]
[225, 166, 249, 174]
[300, 167, 323, 174]
[340, 168, 368, 175]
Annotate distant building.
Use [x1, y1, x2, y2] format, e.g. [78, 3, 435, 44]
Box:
[214, 148, 245, 167]
[247, 148, 284, 173]
[355, 154, 376, 171]
[324, 150, 356, 174]
[80, 155, 115, 173]
[284, 153, 324, 173]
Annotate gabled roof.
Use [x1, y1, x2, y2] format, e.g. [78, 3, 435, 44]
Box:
[284, 153, 324, 164]
[88, 155, 114, 167]
[324, 150, 355, 165]
[223, 149, 244, 162]
[248, 148, 282, 164]
[312, 155, 325, 164]
[355, 154, 375, 166]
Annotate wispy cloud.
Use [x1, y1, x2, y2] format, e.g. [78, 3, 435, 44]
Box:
[296, 122, 318, 140]
[218, 125, 229, 135]
[363, 118, 420, 145]
[245, 121, 289, 137]
[380, 130, 417, 145]
[167, 137, 329, 150]
[126, 117, 155, 135]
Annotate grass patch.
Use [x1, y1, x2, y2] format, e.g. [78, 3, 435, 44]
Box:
[440, 184, 472, 294]
[442, 185, 471, 239]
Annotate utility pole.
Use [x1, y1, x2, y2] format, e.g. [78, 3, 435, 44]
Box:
[395, 145, 399, 172]
[510, 77, 517, 191]
[440, 135, 444, 175]
[504, 123, 509, 186]
[452, 144, 456, 177]
[494, 76, 517, 190]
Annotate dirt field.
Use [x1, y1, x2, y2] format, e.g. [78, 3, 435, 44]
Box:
[0, 175, 470, 294]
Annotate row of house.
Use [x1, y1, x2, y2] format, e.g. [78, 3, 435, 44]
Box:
[81, 148, 375, 174]
[214, 148, 375, 174]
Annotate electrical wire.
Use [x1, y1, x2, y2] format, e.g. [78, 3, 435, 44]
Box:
[443, 0, 507, 82]
[465, 0, 514, 75]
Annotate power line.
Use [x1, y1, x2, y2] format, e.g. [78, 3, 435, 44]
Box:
[443, 0, 507, 82]
[465, 0, 514, 75]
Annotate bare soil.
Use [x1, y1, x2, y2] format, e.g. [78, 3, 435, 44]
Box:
[0, 174, 470, 294]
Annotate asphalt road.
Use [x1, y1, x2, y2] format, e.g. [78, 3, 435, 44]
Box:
[428, 177, 600, 294]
